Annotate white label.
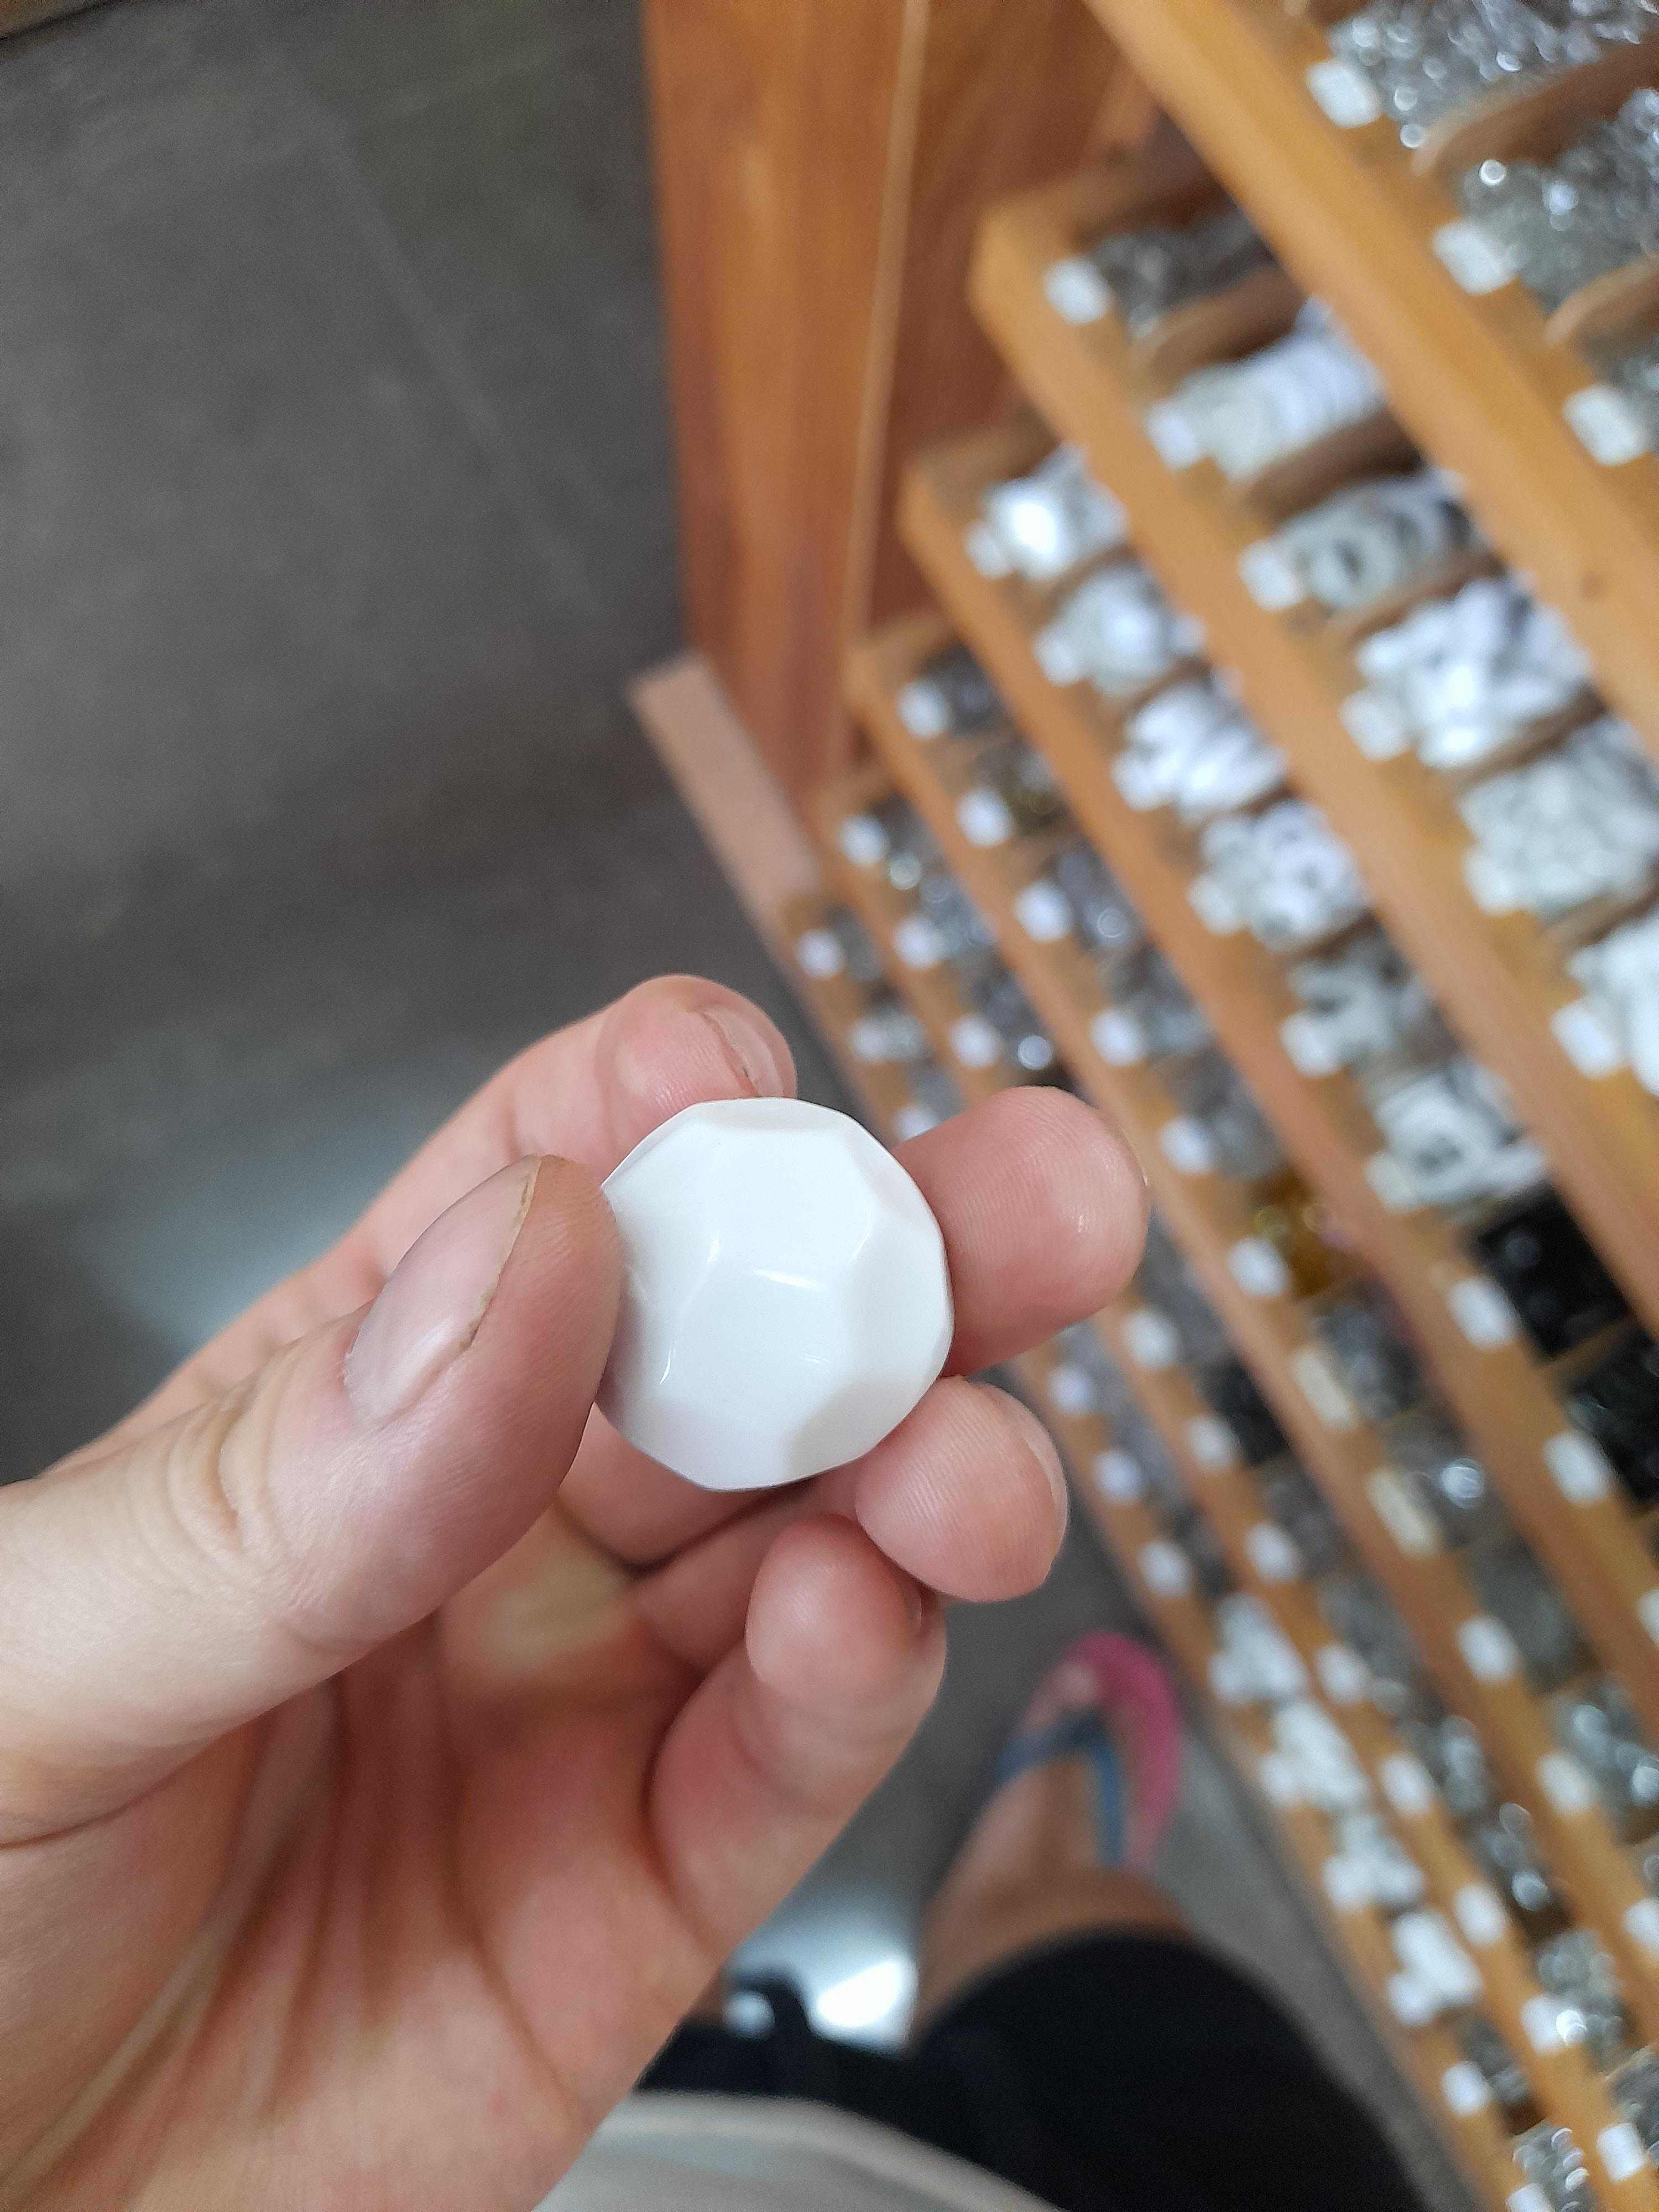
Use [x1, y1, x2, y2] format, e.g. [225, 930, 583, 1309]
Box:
[1552, 997, 1625, 1078]
[1229, 1237, 1292, 1298]
[1186, 1414, 1239, 1470]
[1431, 220, 1516, 296]
[1046, 1361, 1095, 1419]
[1598, 2124, 1647, 2184]
[1306, 56, 1384, 127]
[1139, 1539, 1192, 1597]
[1210, 1650, 1251, 1707]
[896, 677, 950, 739]
[964, 518, 1014, 580]
[1364, 1151, 1422, 1213]
[1043, 254, 1113, 326]
[891, 914, 946, 971]
[1623, 1897, 1659, 1958]
[1509, 2189, 1552, 2212]
[1323, 1854, 1374, 1912]
[1536, 1752, 1597, 1815]
[1386, 1970, 1438, 2029]
[949, 1014, 1002, 1071]
[1453, 1882, 1509, 1950]
[1640, 1589, 1659, 1644]
[1290, 1345, 1361, 1431]
[1246, 1522, 1302, 1582]
[1188, 872, 1245, 934]
[1092, 1007, 1147, 1065]
[1143, 398, 1203, 471]
[1318, 1644, 1370, 1705]
[1281, 1010, 1344, 1078]
[1457, 1616, 1520, 1681]
[1123, 1307, 1181, 1369]
[1093, 1448, 1144, 1504]
[1543, 1431, 1612, 1505]
[795, 927, 845, 979]
[1522, 1993, 1582, 2052]
[1564, 383, 1652, 467]
[1367, 1467, 1442, 1556]
[1238, 536, 1306, 612]
[892, 1102, 937, 1142]
[1463, 847, 1521, 915]
[1258, 1751, 1303, 1806]
[1447, 1277, 1518, 1348]
[1441, 2062, 1493, 2117]
[1381, 1754, 1436, 1818]
[1014, 879, 1072, 945]
[1160, 1115, 1219, 1175]
[957, 787, 1015, 847]
[1340, 689, 1411, 760]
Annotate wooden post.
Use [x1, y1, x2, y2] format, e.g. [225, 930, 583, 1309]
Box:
[641, 0, 1125, 800]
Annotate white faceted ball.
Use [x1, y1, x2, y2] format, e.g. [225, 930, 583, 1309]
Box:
[599, 1098, 954, 1491]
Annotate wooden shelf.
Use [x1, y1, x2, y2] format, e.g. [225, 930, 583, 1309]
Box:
[1098, 1313, 1659, 2211]
[1075, 0, 1659, 763]
[786, 828, 1627, 2209]
[1032, 1353, 1534, 2212]
[849, 611, 1659, 2040]
[969, 160, 1659, 1356]
[901, 421, 1659, 1741]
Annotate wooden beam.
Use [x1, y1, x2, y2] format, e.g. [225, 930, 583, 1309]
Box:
[641, 0, 1127, 802]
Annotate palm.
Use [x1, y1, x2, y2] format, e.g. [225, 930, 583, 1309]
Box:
[1, 982, 1141, 2212]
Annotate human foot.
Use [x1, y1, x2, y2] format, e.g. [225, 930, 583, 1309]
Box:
[916, 1634, 1184, 2016]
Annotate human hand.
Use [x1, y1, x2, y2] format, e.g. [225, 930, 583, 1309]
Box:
[0, 977, 1145, 2211]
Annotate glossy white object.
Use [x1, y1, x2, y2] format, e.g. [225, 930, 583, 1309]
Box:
[599, 1098, 953, 1491]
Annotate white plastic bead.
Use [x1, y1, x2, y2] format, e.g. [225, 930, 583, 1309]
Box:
[1452, 1883, 1508, 1951]
[601, 1100, 952, 1491]
[1441, 2062, 1493, 2116]
[1598, 2125, 1647, 2185]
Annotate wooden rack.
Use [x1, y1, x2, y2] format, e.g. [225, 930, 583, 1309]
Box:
[900, 422, 1659, 1740]
[642, 19, 1659, 2208]
[847, 614, 1659, 2059]
[970, 159, 1659, 1350]
[1074, 0, 1659, 759]
[787, 835, 1644, 2210]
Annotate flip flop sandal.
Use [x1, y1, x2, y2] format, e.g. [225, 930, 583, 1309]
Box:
[992, 1632, 1182, 1872]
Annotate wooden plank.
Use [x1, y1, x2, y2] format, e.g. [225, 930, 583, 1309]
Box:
[627, 652, 820, 957]
[642, 0, 919, 797]
[864, 0, 1124, 623]
[642, 0, 1124, 801]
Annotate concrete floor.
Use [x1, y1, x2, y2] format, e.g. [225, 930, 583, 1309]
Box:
[0, 3, 1467, 2203]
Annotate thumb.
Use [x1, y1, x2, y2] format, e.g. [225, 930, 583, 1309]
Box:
[0, 1157, 619, 1840]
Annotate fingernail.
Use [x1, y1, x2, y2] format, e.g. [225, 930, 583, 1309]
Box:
[1009, 1397, 1069, 1524]
[346, 1159, 539, 1422]
[901, 1575, 931, 1640]
[702, 1004, 792, 1098]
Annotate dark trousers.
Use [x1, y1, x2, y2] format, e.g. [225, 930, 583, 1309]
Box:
[644, 1934, 1424, 2211]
